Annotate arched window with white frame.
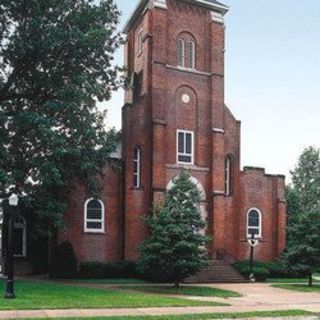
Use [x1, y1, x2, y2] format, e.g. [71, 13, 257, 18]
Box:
[188, 40, 195, 69]
[247, 208, 262, 238]
[84, 199, 105, 233]
[177, 38, 185, 67]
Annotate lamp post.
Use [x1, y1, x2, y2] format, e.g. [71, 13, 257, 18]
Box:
[5, 193, 18, 299]
[247, 233, 259, 282]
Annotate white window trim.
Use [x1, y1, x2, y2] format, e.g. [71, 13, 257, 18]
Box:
[133, 146, 141, 188]
[84, 198, 105, 233]
[247, 207, 262, 239]
[177, 130, 194, 165]
[178, 37, 185, 67]
[225, 156, 231, 196]
[189, 40, 196, 69]
[13, 216, 27, 258]
[137, 30, 143, 56]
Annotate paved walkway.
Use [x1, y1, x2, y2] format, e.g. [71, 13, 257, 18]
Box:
[1, 283, 320, 319]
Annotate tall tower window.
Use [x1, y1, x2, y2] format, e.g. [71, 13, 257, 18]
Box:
[84, 199, 105, 233]
[188, 41, 196, 69]
[137, 30, 143, 55]
[133, 146, 141, 188]
[177, 38, 185, 67]
[247, 208, 262, 238]
[177, 130, 194, 164]
[225, 155, 233, 196]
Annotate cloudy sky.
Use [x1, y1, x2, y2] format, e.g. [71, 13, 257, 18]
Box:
[103, 0, 320, 181]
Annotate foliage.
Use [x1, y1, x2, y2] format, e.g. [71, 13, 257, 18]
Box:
[0, 280, 223, 310]
[233, 260, 292, 279]
[0, 0, 122, 230]
[138, 171, 211, 288]
[282, 208, 320, 286]
[51, 241, 77, 279]
[233, 261, 270, 282]
[79, 261, 139, 279]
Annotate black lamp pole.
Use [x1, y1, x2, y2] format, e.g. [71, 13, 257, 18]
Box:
[5, 194, 18, 299]
[249, 233, 255, 281]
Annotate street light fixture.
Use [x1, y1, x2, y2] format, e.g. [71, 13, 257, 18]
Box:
[5, 193, 18, 299]
[247, 233, 259, 282]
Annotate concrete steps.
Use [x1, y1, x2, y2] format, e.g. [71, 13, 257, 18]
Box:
[185, 260, 247, 283]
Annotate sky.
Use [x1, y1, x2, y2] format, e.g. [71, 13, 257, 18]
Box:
[103, 0, 320, 181]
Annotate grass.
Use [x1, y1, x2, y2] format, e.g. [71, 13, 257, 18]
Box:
[272, 283, 320, 292]
[70, 278, 148, 285]
[22, 310, 315, 320]
[0, 280, 226, 310]
[123, 285, 241, 298]
[267, 277, 320, 284]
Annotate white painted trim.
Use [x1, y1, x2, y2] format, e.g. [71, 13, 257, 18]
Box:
[152, 0, 167, 9]
[176, 130, 194, 165]
[84, 198, 105, 233]
[166, 64, 212, 77]
[212, 127, 225, 134]
[247, 207, 262, 239]
[211, 11, 224, 24]
[13, 215, 27, 258]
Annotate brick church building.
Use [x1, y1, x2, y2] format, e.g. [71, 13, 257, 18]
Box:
[57, 0, 287, 266]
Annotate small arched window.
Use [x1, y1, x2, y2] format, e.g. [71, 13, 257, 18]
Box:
[225, 156, 233, 196]
[84, 199, 105, 233]
[247, 208, 262, 238]
[133, 146, 141, 188]
[177, 38, 185, 67]
[188, 41, 195, 69]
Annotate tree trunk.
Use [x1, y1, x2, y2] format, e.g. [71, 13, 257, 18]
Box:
[308, 273, 313, 287]
[174, 281, 180, 291]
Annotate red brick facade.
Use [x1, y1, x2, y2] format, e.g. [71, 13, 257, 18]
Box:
[60, 0, 287, 264]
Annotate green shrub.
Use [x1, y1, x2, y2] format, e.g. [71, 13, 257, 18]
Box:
[79, 261, 139, 279]
[233, 260, 305, 279]
[51, 241, 77, 279]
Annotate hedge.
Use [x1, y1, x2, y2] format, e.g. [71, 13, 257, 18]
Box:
[79, 261, 140, 279]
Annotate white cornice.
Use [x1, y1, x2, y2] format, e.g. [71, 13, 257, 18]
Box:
[211, 11, 224, 24]
[123, 0, 228, 34]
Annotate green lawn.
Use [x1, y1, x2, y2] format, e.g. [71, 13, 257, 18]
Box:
[272, 283, 320, 292]
[267, 277, 320, 284]
[124, 285, 241, 298]
[23, 310, 315, 320]
[71, 278, 148, 285]
[0, 280, 227, 310]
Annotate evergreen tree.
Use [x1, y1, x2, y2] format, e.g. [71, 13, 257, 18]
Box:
[139, 171, 210, 288]
[284, 147, 320, 286]
[283, 208, 320, 286]
[0, 0, 122, 228]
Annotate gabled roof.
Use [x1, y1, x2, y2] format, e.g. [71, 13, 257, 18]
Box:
[123, 0, 229, 34]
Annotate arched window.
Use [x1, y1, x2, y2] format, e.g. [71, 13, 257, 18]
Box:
[13, 215, 27, 257]
[84, 199, 105, 233]
[133, 146, 141, 188]
[177, 38, 185, 67]
[225, 156, 233, 196]
[247, 208, 262, 238]
[188, 41, 195, 69]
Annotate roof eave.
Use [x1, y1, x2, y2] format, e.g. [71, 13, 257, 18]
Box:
[123, 0, 229, 35]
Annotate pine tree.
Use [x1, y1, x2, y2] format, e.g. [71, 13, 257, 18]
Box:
[284, 208, 320, 286]
[139, 171, 211, 288]
[284, 147, 320, 286]
[0, 0, 122, 229]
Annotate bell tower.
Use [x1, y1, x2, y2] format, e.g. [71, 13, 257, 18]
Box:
[122, 0, 231, 260]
